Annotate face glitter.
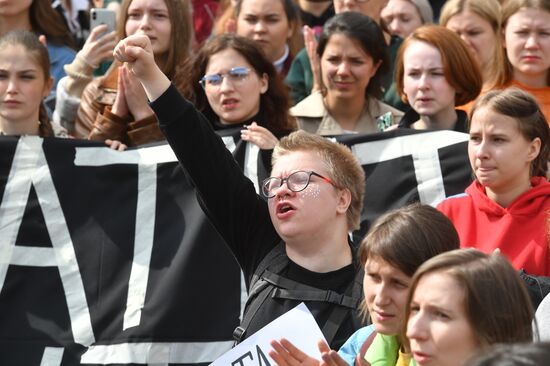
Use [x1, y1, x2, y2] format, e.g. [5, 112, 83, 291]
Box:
[301, 184, 321, 199]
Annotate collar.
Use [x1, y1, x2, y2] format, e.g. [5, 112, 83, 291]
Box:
[273, 44, 290, 73]
[211, 110, 264, 131]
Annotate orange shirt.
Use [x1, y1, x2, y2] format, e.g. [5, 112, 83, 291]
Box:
[460, 81, 550, 125]
[511, 80, 550, 125]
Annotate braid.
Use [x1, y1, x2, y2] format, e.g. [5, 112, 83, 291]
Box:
[38, 103, 54, 137]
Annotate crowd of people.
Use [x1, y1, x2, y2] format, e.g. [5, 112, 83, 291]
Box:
[1, 0, 550, 365]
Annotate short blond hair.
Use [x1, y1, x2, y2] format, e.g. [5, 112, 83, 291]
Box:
[272, 131, 365, 230]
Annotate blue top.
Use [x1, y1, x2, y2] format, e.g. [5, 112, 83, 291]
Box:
[338, 325, 375, 365]
[47, 42, 76, 92]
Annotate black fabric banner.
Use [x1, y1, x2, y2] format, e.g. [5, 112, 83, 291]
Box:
[0, 129, 471, 365]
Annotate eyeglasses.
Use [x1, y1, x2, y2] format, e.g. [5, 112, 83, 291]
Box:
[199, 66, 251, 89]
[261, 170, 338, 198]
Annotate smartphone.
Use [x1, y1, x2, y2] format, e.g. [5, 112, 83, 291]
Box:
[90, 8, 116, 38]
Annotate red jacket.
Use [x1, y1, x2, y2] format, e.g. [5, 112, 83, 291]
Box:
[438, 177, 550, 276]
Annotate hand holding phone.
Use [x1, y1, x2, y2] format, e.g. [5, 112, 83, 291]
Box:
[90, 8, 116, 38]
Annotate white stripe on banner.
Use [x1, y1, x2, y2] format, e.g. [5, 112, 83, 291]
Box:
[40, 347, 64, 366]
[32, 140, 96, 346]
[74, 137, 239, 166]
[244, 142, 260, 194]
[0, 136, 41, 286]
[11, 247, 58, 266]
[352, 130, 468, 206]
[124, 163, 157, 330]
[74, 144, 178, 166]
[222, 136, 237, 153]
[80, 341, 234, 364]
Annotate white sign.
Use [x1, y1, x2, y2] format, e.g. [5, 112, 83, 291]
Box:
[210, 303, 326, 366]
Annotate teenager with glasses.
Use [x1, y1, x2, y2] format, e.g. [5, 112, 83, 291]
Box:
[187, 34, 295, 150]
[114, 33, 367, 348]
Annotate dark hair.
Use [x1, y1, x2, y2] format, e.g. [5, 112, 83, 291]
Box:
[235, 0, 299, 24]
[317, 12, 389, 99]
[0, 30, 53, 137]
[395, 25, 482, 106]
[235, 0, 303, 58]
[359, 203, 460, 276]
[407, 249, 535, 347]
[117, 0, 193, 80]
[469, 88, 549, 177]
[30, 0, 75, 49]
[189, 34, 295, 137]
[466, 342, 550, 366]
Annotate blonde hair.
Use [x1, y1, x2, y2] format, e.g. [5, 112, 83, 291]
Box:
[439, 0, 507, 89]
[272, 131, 365, 230]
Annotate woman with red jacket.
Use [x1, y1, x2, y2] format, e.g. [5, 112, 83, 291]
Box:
[437, 88, 550, 276]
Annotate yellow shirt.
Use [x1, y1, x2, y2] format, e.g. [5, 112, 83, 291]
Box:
[396, 350, 413, 366]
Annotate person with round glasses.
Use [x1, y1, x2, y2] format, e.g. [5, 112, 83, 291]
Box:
[188, 34, 295, 150]
[114, 33, 368, 349]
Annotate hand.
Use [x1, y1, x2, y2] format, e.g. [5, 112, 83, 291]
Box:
[105, 139, 128, 151]
[320, 350, 349, 366]
[120, 65, 153, 120]
[113, 35, 170, 101]
[78, 24, 117, 68]
[38, 34, 47, 47]
[240, 122, 279, 150]
[304, 26, 322, 93]
[111, 66, 129, 117]
[269, 338, 328, 366]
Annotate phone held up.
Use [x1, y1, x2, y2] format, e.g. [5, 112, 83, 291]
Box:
[90, 8, 116, 38]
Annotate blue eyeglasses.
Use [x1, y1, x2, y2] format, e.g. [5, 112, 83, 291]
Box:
[199, 66, 251, 88]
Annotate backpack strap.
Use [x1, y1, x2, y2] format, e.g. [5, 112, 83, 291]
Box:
[321, 266, 364, 344]
[234, 242, 364, 345]
[233, 243, 288, 343]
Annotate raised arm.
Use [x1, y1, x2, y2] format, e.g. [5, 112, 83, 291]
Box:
[113, 36, 280, 277]
[113, 35, 170, 102]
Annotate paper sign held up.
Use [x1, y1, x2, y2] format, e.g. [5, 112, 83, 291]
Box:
[210, 303, 326, 366]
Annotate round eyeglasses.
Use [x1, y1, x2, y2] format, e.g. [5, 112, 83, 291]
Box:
[261, 170, 338, 198]
[199, 66, 251, 89]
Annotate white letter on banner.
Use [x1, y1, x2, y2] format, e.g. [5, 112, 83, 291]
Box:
[40, 347, 64, 366]
[351, 130, 468, 206]
[74, 147, 160, 330]
[0, 136, 95, 346]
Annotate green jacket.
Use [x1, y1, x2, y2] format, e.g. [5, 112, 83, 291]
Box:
[365, 334, 416, 366]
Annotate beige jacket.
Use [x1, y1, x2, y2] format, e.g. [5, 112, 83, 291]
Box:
[290, 91, 403, 135]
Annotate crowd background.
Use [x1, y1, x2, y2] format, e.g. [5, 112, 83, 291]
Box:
[1, 0, 550, 365]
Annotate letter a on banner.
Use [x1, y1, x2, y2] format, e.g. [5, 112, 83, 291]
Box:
[0, 136, 95, 346]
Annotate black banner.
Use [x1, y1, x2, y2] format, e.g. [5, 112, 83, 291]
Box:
[0, 129, 471, 365]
